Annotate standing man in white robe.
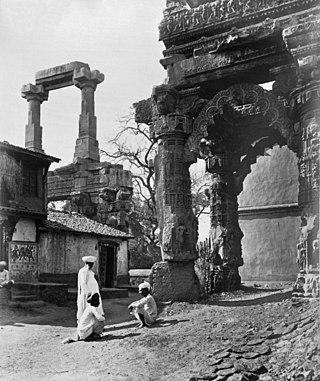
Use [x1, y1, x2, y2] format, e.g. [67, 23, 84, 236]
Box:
[77, 256, 104, 322]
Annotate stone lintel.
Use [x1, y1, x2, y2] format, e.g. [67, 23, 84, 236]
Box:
[160, 54, 186, 69]
[35, 61, 90, 91]
[174, 51, 291, 89]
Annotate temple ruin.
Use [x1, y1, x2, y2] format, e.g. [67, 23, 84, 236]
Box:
[18, 62, 134, 287]
[21, 62, 133, 232]
[135, 0, 319, 300]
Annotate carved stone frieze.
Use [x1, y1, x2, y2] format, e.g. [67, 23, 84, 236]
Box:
[271, 64, 298, 100]
[133, 98, 153, 125]
[178, 45, 277, 76]
[188, 83, 291, 155]
[152, 85, 179, 116]
[151, 114, 193, 140]
[159, 0, 319, 43]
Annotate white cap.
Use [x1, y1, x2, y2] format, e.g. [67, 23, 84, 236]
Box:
[82, 256, 97, 263]
[138, 281, 151, 291]
[0, 261, 7, 266]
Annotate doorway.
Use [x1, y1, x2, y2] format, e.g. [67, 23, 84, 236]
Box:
[99, 244, 117, 288]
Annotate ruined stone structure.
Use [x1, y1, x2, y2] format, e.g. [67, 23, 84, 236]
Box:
[135, 0, 319, 300]
[21, 62, 133, 232]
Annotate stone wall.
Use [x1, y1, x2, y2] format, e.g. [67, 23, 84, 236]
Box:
[129, 269, 152, 287]
[47, 161, 133, 230]
[238, 146, 300, 281]
[238, 146, 299, 207]
[38, 231, 98, 274]
[239, 212, 300, 281]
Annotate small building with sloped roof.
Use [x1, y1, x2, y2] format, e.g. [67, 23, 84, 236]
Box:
[34, 210, 133, 288]
[0, 141, 60, 283]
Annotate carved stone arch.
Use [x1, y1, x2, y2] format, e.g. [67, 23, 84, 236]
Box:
[187, 83, 293, 155]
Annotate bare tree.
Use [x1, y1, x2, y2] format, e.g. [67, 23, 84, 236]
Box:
[100, 112, 159, 248]
[190, 170, 211, 218]
[100, 112, 211, 267]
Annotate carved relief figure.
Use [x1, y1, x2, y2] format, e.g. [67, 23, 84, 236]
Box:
[227, 0, 236, 14]
[296, 239, 307, 271]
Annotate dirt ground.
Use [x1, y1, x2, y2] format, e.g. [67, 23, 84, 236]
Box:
[0, 283, 319, 381]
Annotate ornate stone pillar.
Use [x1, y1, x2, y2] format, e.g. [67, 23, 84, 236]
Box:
[200, 138, 243, 291]
[73, 68, 104, 163]
[150, 85, 200, 301]
[21, 84, 48, 153]
[283, 19, 320, 297]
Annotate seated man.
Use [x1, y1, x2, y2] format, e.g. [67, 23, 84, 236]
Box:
[0, 261, 14, 289]
[128, 281, 157, 328]
[77, 293, 105, 341]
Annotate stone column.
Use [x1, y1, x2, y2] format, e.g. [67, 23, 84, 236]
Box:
[150, 85, 200, 301]
[283, 20, 320, 297]
[21, 84, 48, 153]
[200, 139, 243, 291]
[73, 68, 104, 163]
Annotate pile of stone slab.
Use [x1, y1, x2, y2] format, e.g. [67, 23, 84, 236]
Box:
[189, 298, 320, 381]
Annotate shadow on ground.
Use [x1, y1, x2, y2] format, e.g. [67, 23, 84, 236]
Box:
[0, 292, 140, 327]
[204, 290, 292, 307]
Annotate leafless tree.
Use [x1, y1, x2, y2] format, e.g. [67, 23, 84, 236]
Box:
[100, 112, 211, 267]
[100, 112, 158, 248]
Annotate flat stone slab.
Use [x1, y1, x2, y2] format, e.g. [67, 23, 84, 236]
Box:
[242, 352, 260, 359]
[215, 351, 231, 359]
[35, 61, 90, 90]
[217, 367, 237, 377]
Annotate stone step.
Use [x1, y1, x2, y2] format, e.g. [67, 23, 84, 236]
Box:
[116, 284, 139, 292]
[11, 294, 38, 302]
[11, 289, 37, 296]
[68, 287, 129, 301]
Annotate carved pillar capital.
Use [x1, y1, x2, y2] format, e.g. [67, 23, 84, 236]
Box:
[151, 113, 194, 141]
[270, 64, 298, 100]
[21, 83, 48, 103]
[152, 85, 179, 116]
[289, 80, 320, 119]
[73, 68, 105, 90]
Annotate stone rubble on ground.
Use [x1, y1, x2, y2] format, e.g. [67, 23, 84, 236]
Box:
[189, 298, 320, 381]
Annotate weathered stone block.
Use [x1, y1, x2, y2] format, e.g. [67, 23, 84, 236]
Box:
[150, 261, 200, 302]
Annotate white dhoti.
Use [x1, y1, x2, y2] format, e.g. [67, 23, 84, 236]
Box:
[77, 266, 104, 321]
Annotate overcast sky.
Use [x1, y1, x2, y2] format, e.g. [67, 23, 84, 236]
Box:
[0, 0, 166, 168]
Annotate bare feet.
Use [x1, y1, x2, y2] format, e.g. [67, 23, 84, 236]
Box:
[136, 323, 146, 329]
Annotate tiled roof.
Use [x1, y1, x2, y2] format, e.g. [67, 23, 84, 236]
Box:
[0, 141, 60, 163]
[44, 211, 132, 239]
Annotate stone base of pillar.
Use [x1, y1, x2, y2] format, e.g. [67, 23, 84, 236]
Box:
[293, 270, 320, 298]
[73, 136, 99, 163]
[150, 261, 200, 302]
[210, 265, 241, 293]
